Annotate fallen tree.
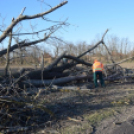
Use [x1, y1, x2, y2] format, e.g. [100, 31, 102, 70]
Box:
[1, 29, 132, 88]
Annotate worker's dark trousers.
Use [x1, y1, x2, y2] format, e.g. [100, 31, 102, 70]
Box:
[93, 71, 105, 88]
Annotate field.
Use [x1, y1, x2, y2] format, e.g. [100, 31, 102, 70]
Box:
[120, 62, 134, 68]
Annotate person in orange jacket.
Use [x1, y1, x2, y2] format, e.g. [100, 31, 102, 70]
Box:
[92, 59, 105, 88]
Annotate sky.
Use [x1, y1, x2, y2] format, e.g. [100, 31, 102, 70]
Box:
[0, 0, 134, 46]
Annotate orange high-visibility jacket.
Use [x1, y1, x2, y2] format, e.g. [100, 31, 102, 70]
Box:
[92, 60, 104, 72]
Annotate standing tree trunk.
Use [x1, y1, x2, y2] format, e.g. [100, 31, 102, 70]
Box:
[5, 29, 12, 76]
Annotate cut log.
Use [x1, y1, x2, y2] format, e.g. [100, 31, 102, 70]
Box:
[21, 75, 92, 87]
[12, 69, 70, 79]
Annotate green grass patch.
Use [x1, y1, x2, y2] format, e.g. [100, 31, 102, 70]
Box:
[58, 108, 116, 134]
[84, 109, 116, 125]
[59, 123, 93, 134]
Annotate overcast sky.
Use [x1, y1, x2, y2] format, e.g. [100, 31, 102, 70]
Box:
[0, 0, 134, 45]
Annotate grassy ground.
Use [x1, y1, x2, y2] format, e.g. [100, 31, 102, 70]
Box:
[0, 64, 36, 69]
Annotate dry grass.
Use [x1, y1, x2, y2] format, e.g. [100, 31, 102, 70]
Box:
[120, 62, 134, 69]
[77, 62, 134, 69]
[0, 65, 34, 69]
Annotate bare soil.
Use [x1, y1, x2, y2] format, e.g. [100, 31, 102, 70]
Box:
[94, 106, 134, 134]
[24, 82, 134, 134]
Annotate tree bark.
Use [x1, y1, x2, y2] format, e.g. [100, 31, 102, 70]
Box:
[22, 75, 91, 87]
[5, 29, 12, 76]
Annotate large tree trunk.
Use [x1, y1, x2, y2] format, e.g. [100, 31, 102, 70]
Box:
[21, 75, 92, 88]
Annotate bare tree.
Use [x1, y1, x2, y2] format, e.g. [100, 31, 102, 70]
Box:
[0, 1, 68, 42]
[0, 1, 68, 74]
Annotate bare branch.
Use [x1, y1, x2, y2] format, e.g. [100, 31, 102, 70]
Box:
[102, 42, 115, 63]
[0, 25, 61, 57]
[101, 29, 109, 40]
[19, 7, 26, 16]
[77, 29, 109, 58]
[0, 1, 68, 43]
[106, 56, 134, 66]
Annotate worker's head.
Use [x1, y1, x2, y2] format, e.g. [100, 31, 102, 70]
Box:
[94, 59, 98, 63]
